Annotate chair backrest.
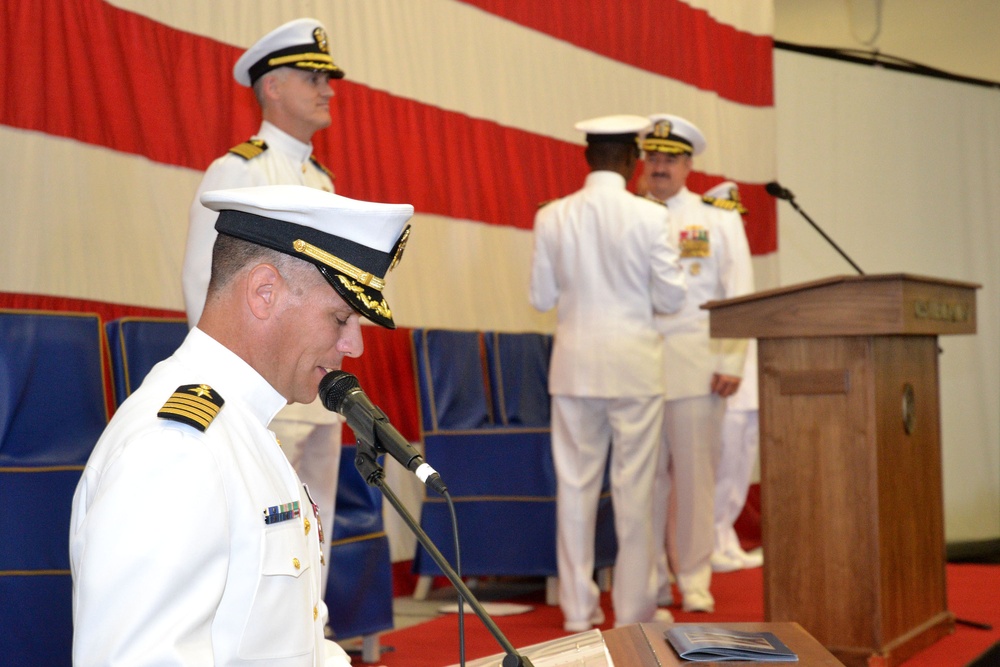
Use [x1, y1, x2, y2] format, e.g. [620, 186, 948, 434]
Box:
[0, 310, 110, 666]
[484, 331, 552, 427]
[1, 310, 109, 466]
[411, 329, 493, 432]
[105, 316, 188, 405]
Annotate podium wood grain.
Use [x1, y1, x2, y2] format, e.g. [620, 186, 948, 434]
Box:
[703, 274, 978, 667]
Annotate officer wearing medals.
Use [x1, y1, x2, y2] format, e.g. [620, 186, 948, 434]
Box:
[530, 115, 687, 632]
[182, 18, 348, 594]
[71, 185, 411, 666]
[641, 114, 754, 613]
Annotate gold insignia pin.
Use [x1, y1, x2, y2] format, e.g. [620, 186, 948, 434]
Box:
[314, 27, 329, 54]
[191, 384, 213, 399]
[388, 226, 411, 273]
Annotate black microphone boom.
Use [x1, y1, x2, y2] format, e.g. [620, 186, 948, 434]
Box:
[319, 370, 448, 496]
[765, 180, 865, 275]
[350, 444, 534, 666]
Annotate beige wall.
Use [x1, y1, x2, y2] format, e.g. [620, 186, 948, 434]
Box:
[775, 0, 1000, 84]
[771, 3, 1000, 543]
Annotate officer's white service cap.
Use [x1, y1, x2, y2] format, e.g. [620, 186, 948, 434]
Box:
[642, 114, 706, 156]
[202, 185, 411, 329]
[233, 18, 345, 87]
[703, 180, 748, 215]
[574, 115, 652, 144]
[704, 181, 739, 201]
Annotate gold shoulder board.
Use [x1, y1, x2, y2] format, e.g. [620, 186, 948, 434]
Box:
[702, 195, 747, 214]
[228, 139, 268, 161]
[310, 155, 336, 182]
[158, 384, 225, 432]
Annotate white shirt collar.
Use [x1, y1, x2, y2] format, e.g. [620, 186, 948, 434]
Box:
[584, 170, 627, 189]
[257, 120, 314, 165]
[666, 186, 694, 209]
[181, 328, 289, 427]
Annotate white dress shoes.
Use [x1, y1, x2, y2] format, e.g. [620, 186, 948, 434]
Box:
[710, 551, 745, 573]
[653, 607, 675, 623]
[563, 605, 605, 632]
[682, 589, 716, 613]
[737, 547, 763, 569]
[712, 546, 764, 571]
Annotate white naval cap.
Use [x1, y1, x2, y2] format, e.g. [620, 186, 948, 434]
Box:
[702, 180, 748, 215]
[202, 185, 412, 328]
[704, 180, 740, 201]
[642, 114, 707, 156]
[233, 18, 345, 87]
[574, 114, 652, 144]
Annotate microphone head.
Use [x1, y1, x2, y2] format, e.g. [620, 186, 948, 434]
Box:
[765, 181, 793, 200]
[318, 370, 360, 413]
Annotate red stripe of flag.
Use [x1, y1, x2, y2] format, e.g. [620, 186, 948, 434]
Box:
[458, 0, 774, 107]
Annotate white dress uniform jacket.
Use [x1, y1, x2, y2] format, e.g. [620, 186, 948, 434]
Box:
[531, 170, 687, 397]
[70, 328, 350, 666]
[654, 187, 754, 398]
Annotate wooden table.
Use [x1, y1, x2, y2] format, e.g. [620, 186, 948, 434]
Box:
[603, 622, 845, 666]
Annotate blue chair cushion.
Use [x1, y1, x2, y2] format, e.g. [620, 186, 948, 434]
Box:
[0, 310, 107, 466]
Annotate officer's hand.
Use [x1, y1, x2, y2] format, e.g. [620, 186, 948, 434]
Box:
[711, 373, 741, 398]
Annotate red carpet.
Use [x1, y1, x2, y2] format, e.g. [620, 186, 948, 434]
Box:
[371, 564, 999, 666]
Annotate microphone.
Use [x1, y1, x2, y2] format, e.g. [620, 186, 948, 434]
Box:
[765, 180, 865, 275]
[765, 181, 794, 201]
[319, 370, 448, 496]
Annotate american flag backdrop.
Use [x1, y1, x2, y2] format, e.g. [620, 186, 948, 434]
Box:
[0, 0, 776, 440]
[6, 0, 997, 573]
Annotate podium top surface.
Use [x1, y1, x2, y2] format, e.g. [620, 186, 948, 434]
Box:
[602, 622, 845, 666]
[703, 273, 979, 339]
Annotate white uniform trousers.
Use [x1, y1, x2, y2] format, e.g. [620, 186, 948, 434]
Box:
[654, 394, 725, 598]
[551, 394, 661, 627]
[714, 408, 759, 557]
[271, 420, 342, 594]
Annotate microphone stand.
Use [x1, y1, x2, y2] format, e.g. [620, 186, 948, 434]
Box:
[352, 440, 536, 667]
[783, 194, 865, 276]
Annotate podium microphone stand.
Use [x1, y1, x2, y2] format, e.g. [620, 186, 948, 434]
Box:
[352, 440, 536, 667]
[766, 180, 865, 275]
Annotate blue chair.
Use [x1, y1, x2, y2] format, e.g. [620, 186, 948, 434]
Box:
[0, 310, 110, 667]
[105, 316, 189, 405]
[411, 329, 616, 599]
[325, 446, 394, 662]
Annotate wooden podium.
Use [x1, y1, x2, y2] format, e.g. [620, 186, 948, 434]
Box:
[703, 274, 979, 667]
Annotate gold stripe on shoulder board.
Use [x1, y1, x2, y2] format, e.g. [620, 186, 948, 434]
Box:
[158, 384, 225, 432]
[702, 195, 747, 214]
[228, 139, 268, 161]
